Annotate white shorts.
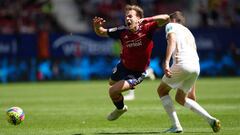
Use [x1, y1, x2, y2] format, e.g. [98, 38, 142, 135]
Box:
[162, 63, 200, 93]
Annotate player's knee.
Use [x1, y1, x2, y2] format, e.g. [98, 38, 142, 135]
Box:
[176, 89, 187, 105]
[158, 88, 167, 97]
[175, 95, 185, 106]
[187, 94, 196, 101]
[109, 86, 116, 97]
[157, 84, 169, 97]
[109, 79, 115, 86]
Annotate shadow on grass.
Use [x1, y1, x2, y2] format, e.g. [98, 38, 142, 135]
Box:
[73, 131, 213, 135]
[93, 131, 213, 135]
[182, 131, 214, 134]
[95, 131, 161, 134]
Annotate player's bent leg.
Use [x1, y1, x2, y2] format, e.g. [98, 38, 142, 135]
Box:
[187, 84, 196, 101]
[124, 90, 135, 101]
[176, 89, 221, 132]
[123, 75, 145, 101]
[107, 80, 131, 121]
[157, 81, 172, 97]
[158, 82, 183, 133]
[175, 89, 187, 106]
[109, 80, 131, 98]
[184, 97, 221, 132]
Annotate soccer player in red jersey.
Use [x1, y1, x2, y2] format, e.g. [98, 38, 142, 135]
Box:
[93, 4, 169, 121]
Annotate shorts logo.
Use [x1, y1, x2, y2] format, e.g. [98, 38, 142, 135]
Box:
[112, 67, 117, 74]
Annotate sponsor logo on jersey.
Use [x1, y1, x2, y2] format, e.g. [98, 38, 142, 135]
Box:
[126, 39, 142, 47]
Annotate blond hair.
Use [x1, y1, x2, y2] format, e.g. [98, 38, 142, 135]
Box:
[125, 5, 144, 18]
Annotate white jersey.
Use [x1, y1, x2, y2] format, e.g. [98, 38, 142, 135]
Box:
[163, 23, 200, 92]
[165, 23, 199, 65]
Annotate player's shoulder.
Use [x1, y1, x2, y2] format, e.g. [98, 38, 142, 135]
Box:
[108, 25, 127, 32]
[141, 21, 158, 30]
[165, 23, 182, 33]
[165, 22, 177, 29]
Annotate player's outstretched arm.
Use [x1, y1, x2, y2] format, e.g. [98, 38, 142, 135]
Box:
[93, 16, 108, 37]
[139, 14, 170, 26]
[164, 33, 176, 78]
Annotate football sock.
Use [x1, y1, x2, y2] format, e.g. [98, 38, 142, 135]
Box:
[161, 95, 181, 126]
[113, 95, 124, 109]
[184, 98, 214, 123]
[129, 90, 134, 96]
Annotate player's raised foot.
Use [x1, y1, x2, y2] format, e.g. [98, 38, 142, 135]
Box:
[124, 94, 135, 101]
[146, 68, 156, 80]
[163, 125, 183, 133]
[209, 118, 221, 133]
[107, 105, 128, 121]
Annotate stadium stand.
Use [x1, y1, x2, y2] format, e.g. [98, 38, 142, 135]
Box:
[0, 0, 240, 83]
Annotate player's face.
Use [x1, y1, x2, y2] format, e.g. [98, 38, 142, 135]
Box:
[125, 10, 140, 30]
[170, 18, 177, 23]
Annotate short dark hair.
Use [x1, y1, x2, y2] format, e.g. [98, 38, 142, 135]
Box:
[169, 11, 185, 25]
[125, 4, 144, 18]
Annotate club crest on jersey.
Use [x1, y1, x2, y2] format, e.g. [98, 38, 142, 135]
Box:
[166, 25, 173, 33]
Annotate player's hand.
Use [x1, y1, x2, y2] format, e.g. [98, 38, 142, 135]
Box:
[93, 16, 106, 28]
[164, 67, 172, 78]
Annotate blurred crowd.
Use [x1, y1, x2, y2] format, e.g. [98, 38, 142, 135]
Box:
[0, 0, 62, 34]
[0, 0, 240, 83]
[0, 0, 240, 34]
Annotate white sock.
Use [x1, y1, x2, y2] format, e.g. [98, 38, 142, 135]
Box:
[184, 98, 214, 123]
[160, 95, 181, 127]
[128, 90, 134, 96]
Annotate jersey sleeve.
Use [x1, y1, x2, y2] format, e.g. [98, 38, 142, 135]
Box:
[107, 26, 125, 39]
[143, 21, 159, 39]
[146, 21, 159, 33]
[165, 23, 175, 38]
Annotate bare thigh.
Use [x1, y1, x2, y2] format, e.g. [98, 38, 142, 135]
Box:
[109, 80, 132, 97]
[157, 81, 172, 97]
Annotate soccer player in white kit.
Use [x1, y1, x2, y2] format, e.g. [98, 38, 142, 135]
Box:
[157, 11, 221, 133]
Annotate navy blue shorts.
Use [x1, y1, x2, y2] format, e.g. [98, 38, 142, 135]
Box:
[110, 62, 146, 88]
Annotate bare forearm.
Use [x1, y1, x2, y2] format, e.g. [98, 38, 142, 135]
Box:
[164, 48, 172, 68]
[94, 26, 108, 37]
[156, 14, 170, 26]
[144, 14, 170, 26]
[165, 33, 176, 68]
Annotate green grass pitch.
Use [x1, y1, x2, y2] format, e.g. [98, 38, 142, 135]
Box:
[0, 77, 239, 135]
